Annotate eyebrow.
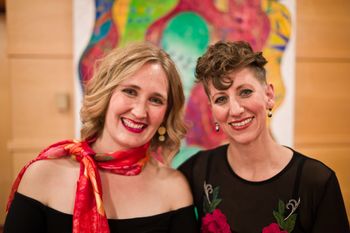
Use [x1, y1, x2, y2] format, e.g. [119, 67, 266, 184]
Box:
[121, 84, 168, 101]
[210, 83, 251, 98]
[210, 91, 226, 100]
[236, 84, 246, 90]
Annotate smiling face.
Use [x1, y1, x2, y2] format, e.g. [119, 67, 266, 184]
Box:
[209, 67, 274, 145]
[99, 62, 169, 152]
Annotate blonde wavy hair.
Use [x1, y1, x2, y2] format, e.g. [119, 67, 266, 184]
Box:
[80, 42, 186, 157]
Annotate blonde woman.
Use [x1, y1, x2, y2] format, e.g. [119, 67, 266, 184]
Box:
[5, 42, 198, 233]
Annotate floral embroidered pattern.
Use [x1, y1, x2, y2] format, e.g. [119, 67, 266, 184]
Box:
[202, 209, 231, 233]
[201, 181, 300, 233]
[201, 181, 231, 233]
[263, 198, 300, 233]
[262, 223, 288, 233]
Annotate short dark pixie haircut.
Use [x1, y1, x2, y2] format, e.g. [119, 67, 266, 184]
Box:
[195, 40, 268, 97]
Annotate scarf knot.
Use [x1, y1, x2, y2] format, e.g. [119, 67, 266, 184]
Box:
[67, 140, 95, 162]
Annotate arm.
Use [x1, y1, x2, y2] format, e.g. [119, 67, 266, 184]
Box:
[178, 152, 206, 226]
[4, 158, 77, 233]
[163, 168, 199, 232]
[311, 173, 350, 233]
[4, 192, 46, 233]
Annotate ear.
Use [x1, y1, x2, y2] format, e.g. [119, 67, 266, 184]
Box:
[266, 83, 275, 109]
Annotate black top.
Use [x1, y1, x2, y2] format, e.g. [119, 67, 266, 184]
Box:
[4, 192, 198, 233]
[179, 144, 350, 233]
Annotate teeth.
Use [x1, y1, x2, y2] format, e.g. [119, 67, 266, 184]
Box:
[230, 118, 252, 127]
[123, 118, 144, 129]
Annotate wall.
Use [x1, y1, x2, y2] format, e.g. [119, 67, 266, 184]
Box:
[0, 14, 12, 223]
[295, 0, 350, 216]
[1, 0, 75, 223]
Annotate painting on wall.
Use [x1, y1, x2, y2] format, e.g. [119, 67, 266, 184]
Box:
[74, 0, 295, 167]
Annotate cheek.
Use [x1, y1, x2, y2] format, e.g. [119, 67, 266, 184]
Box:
[105, 102, 114, 119]
[244, 105, 266, 120]
[104, 106, 117, 127]
[150, 107, 167, 124]
[211, 106, 227, 121]
[249, 99, 266, 113]
[106, 95, 130, 116]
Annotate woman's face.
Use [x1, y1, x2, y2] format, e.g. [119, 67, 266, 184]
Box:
[209, 67, 274, 145]
[100, 63, 169, 151]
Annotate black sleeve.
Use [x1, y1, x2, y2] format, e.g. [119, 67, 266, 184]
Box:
[311, 173, 350, 233]
[178, 152, 199, 191]
[169, 205, 199, 233]
[4, 192, 47, 233]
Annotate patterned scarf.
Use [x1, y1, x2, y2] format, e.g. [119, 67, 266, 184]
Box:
[6, 138, 150, 233]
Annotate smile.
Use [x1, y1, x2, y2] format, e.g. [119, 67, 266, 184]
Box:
[229, 117, 253, 128]
[121, 118, 147, 133]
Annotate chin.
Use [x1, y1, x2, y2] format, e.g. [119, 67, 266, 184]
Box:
[232, 139, 253, 145]
[230, 134, 258, 145]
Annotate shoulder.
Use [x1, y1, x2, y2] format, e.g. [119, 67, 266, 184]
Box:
[18, 157, 79, 205]
[178, 144, 229, 172]
[293, 149, 336, 187]
[156, 166, 194, 210]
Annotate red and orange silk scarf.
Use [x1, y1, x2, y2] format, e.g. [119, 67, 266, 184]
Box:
[7, 138, 150, 233]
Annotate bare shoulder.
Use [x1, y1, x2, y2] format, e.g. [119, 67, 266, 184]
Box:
[17, 157, 79, 206]
[156, 165, 193, 210]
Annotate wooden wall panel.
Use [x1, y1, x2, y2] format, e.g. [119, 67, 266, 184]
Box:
[297, 0, 350, 59]
[296, 0, 350, 219]
[0, 15, 12, 224]
[6, 0, 72, 55]
[11, 152, 42, 179]
[10, 58, 74, 140]
[295, 62, 350, 143]
[2, 0, 74, 224]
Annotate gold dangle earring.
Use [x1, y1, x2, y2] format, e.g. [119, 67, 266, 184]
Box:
[268, 108, 273, 118]
[158, 126, 167, 141]
[215, 122, 220, 132]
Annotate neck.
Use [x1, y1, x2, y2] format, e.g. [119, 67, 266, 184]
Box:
[88, 136, 150, 157]
[92, 136, 125, 154]
[227, 135, 292, 181]
[228, 137, 277, 163]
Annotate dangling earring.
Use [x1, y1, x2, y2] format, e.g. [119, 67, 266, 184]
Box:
[268, 108, 273, 118]
[215, 122, 220, 132]
[158, 126, 167, 141]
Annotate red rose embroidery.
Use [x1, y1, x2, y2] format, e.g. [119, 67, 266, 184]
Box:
[262, 223, 288, 233]
[202, 209, 231, 233]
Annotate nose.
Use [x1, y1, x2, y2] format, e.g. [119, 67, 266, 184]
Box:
[131, 99, 147, 119]
[229, 97, 244, 116]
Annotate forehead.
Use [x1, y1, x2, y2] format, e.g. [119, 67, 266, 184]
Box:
[120, 63, 169, 94]
[208, 68, 261, 91]
[229, 68, 260, 84]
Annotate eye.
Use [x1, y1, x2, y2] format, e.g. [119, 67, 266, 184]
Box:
[214, 96, 228, 104]
[122, 88, 137, 96]
[240, 89, 253, 97]
[149, 96, 165, 105]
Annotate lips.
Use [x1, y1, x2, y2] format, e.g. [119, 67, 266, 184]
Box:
[121, 117, 147, 133]
[229, 117, 253, 130]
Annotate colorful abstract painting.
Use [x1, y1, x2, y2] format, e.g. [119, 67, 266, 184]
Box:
[76, 0, 293, 167]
